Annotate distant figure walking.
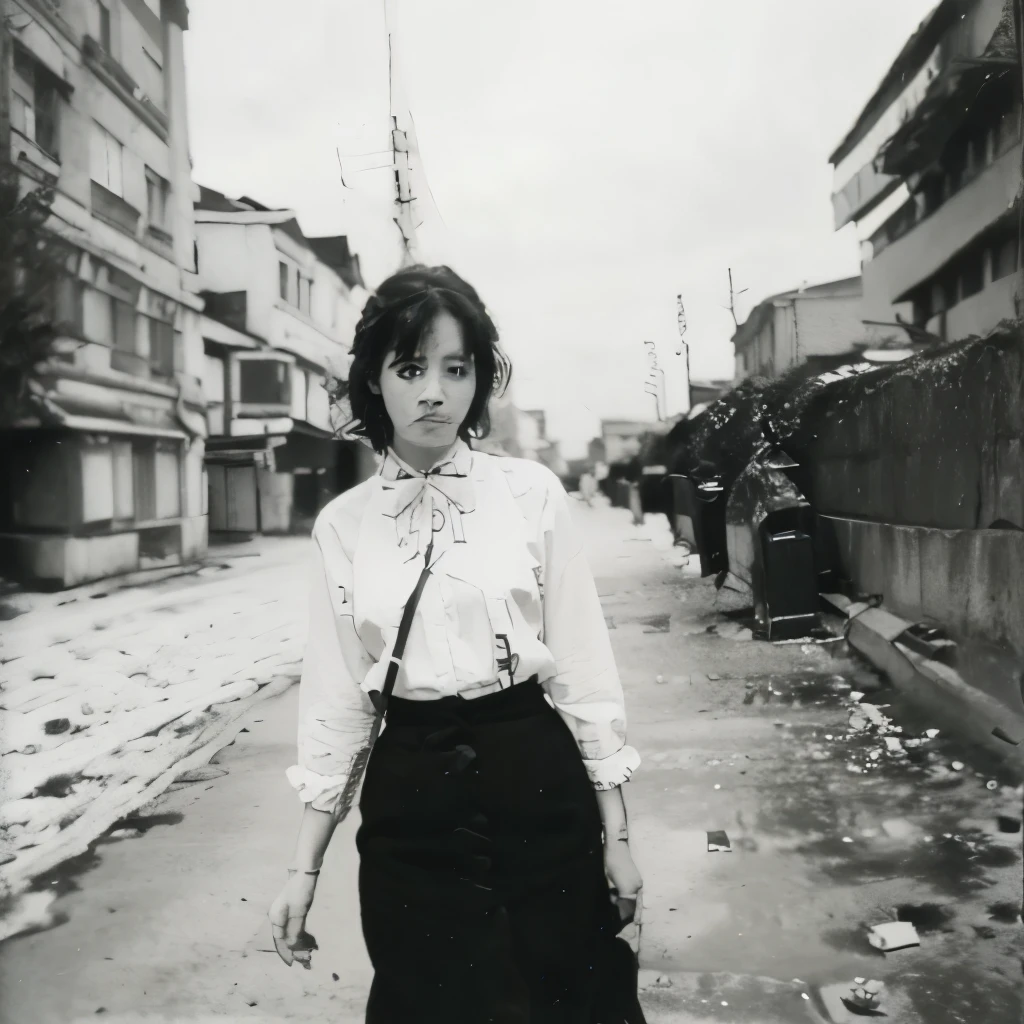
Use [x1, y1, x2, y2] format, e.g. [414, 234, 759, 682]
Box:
[579, 470, 598, 506]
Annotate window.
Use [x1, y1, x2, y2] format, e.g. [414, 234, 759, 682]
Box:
[239, 359, 290, 406]
[992, 236, 1019, 282]
[11, 49, 61, 159]
[82, 444, 115, 523]
[959, 255, 984, 302]
[131, 441, 181, 522]
[145, 168, 171, 234]
[112, 441, 134, 519]
[98, 2, 112, 52]
[279, 261, 289, 301]
[299, 275, 310, 314]
[147, 318, 177, 378]
[90, 124, 124, 197]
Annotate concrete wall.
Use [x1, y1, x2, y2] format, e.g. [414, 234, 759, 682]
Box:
[807, 336, 1024, 657]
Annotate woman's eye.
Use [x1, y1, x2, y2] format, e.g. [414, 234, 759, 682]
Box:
[396, 365, 422, 380]
[449, 364, 469, 378]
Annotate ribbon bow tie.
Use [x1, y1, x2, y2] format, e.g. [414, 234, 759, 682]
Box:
[380, 462, 476, 561]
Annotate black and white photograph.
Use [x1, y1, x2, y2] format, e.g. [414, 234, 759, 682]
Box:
[0, 1, 1022, 1021]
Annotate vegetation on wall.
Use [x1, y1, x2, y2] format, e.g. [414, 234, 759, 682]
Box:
[661, 319, 1024, 489]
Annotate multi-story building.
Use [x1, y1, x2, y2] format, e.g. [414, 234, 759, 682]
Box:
[731, 276, 866, 381]
[0, 0, 208, 589]
[194, 187, 374, 536]
[830, 0, 1020, 343]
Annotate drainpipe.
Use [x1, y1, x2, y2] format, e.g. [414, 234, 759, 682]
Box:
[0, 13, 11, 170]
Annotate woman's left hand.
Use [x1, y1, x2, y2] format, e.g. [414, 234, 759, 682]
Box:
[604, 840, 643, 923]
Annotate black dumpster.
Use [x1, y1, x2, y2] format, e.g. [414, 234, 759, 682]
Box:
[668, 473, 728, 577]
[725, 449, 819, 640]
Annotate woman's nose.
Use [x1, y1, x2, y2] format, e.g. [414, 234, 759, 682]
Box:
[420, 373, 445, 404]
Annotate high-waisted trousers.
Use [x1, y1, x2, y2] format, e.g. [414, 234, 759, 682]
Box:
[356, 677, 644, 1024]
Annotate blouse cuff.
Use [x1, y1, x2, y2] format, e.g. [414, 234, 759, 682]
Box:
[285, 764, 347, 813]
[583, 744, 641, 791]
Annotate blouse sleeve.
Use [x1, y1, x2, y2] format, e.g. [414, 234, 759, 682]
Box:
[538, 471, 641, 790]
[285, 515, 377, 814]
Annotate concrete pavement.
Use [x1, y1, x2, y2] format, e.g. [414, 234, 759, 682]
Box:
[0, 502, 1020, 1023]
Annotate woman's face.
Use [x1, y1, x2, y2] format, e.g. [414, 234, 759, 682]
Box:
[373, 310, 478, 460]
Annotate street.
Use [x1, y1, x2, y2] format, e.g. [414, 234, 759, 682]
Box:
[0, 501, 1021, 1024]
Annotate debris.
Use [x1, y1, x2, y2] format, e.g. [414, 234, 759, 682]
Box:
[884, 737, 904, 753]
[81, 704, 94, 716]
[174, 766, 229, 784]
[713, 784, 721, 790]
[655, 675, 665, 684]
[985, 780, 998, 790]
[708, 673, 721, 681]
[992, 726, 1021, 745]
[841, 836, 854, 843]
[996, 816, 1021, 834]
[925, 728, 940, 739]
[849, 691, 864, 702]
[707, 830, 732, 852]
[972, 924, 997, 939]
[951, 761, 965, 771]
[43, 718, 71, 735]
[848, 979, 885, 1011]
[867, 921, 920, 952]
[881, 818, 920, 840]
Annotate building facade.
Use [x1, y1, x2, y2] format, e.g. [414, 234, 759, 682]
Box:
[731, 276, 866, 381]
[194, 187, 374, 537]
[830, 0, 1021, 344]
[0, 0, 208, 589]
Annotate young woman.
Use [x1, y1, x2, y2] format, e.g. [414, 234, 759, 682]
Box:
[268, 265, 645, 1023]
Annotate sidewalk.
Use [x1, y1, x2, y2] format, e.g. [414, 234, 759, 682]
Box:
[583, 500, 1022, 1023]
[0, 538, 312, 920]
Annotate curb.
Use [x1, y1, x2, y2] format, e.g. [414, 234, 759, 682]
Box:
[821, 594, 1024, 775]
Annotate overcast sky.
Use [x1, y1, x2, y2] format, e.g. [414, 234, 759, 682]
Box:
[184, 0, 936, 458]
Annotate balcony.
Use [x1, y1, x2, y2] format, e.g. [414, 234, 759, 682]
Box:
[82, 37, 169, 142]
[863, 143, 1021, 306]
[928, 274, 1021, 343]
[91, 182, 141, 237]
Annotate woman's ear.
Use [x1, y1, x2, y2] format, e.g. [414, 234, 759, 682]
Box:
[367, 379, 381, 395]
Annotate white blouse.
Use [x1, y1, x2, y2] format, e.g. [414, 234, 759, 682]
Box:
[286, 438, 641, 813]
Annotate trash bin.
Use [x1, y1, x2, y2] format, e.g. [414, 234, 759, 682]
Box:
[668, 473, 727, 577]
[724, 450, 819, 640]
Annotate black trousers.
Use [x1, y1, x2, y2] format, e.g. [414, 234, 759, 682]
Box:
[356, 678, 645, 1024]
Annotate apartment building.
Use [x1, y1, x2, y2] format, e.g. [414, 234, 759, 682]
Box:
[194, 187, 373, 536]
[830, 0, 1021, 343]
[732, 276, 867, 381]
[0, 0, 207, 588]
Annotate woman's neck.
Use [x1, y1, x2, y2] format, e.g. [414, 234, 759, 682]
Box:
[390, 437, 459, 474]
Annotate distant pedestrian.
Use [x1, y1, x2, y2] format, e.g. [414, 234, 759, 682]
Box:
[579, 470, 597, 506]
[268, 264, 646, 1023]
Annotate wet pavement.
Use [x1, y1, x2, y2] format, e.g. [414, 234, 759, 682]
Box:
[0, 504, 1021, 1023]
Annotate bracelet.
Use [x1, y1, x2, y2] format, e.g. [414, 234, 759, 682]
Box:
[288, 867, 321, 876]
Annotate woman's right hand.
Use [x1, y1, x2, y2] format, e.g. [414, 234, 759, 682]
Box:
[268, 871, 319, 968]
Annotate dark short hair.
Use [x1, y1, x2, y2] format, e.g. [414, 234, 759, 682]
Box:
[328, 265, 512, 453]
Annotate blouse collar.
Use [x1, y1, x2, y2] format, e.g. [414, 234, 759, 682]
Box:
[379, 437, 474, 483]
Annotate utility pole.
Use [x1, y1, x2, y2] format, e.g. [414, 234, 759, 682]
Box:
[676, 293, 691, 412]
[385, 0, 421, 267]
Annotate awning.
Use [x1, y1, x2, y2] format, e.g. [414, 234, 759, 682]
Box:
[20, 386, 187, 440]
